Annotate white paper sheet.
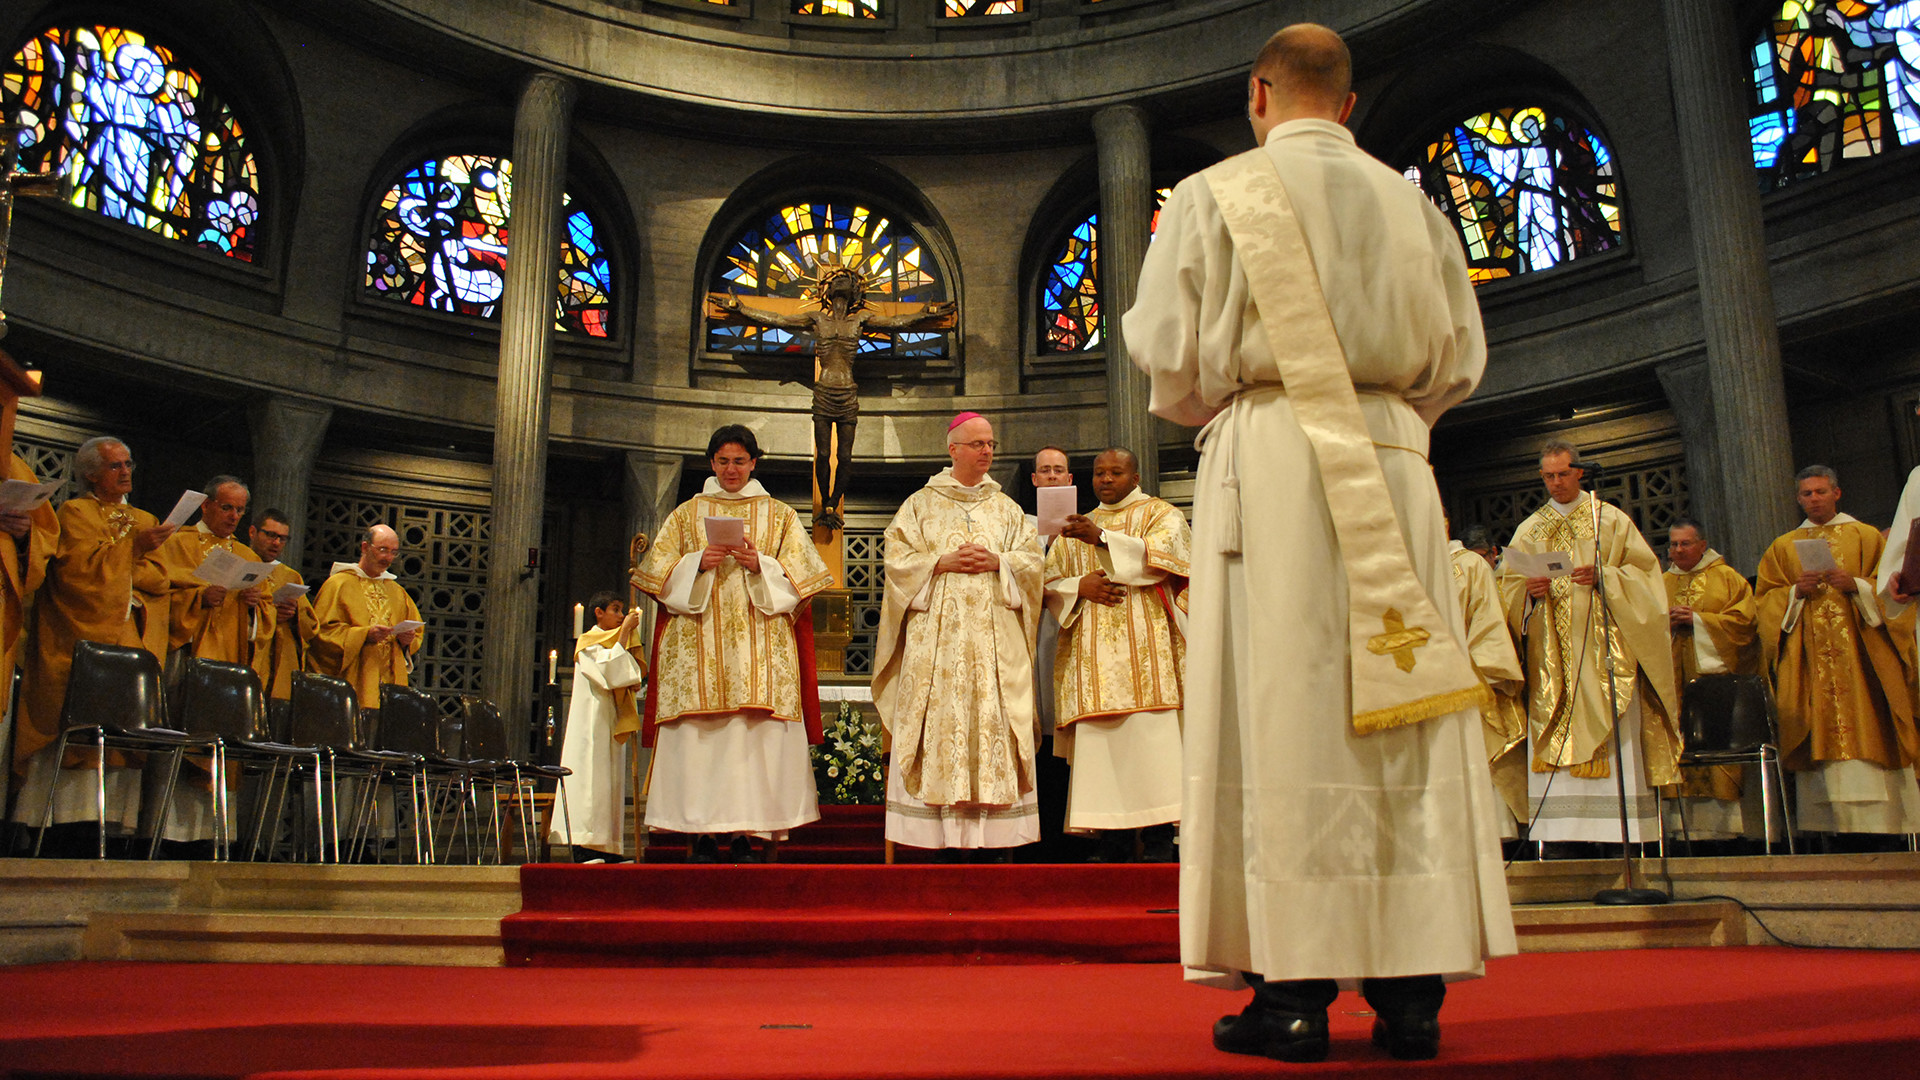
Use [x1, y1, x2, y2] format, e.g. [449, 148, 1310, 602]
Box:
[161, 490, 208, 528]
[0, 478, 62, 513]
[703, 515, 746, 549]
[1502, 547, 1576, 579]
[389, 619, 425, 635]
[1036, 485, 1077, 538]
[271, 581, 309, 604]
[1794, 538, 1840, 575]
[192, 549, 279, 590]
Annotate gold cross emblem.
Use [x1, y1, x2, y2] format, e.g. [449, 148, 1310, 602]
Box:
[1366, 607, 1430, 673]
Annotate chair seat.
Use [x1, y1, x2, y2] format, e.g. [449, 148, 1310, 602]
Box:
[341, 748, 423, 768]
[224, 737, 324, 757]
[1681, 749, 1776, 767]
[65, 723, 204, 745]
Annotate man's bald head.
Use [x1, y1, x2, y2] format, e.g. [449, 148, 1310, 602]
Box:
[1248, 24, 1355, 140]
[360, 523, 400, 577]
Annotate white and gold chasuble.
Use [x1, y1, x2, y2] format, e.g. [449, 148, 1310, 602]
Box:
[1126, 118, 1514, 986]
[634, 479, 831, 728]
[1044, 488, 1189, 733]
[1499, 493, 1680, 783]
[873, 469, 1044, 808]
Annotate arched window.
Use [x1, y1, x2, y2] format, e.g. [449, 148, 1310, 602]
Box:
[2, 24, 260, 261]
[1403, 105, 1622, 284]
[1749, 1, 1920, 189]
[1037, 189, 1170, 353]
[943, 0, 1025, 14]
[794, 0, 880, 16]
[362, 153, 613, 337]
[708, 200, 949, 359]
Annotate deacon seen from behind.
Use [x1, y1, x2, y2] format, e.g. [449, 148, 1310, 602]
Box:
[873, 412, 1045, 860]
[634, 425, 831, 864]
[1043, 447, 1189, 863]
[551, 590, 646, 863]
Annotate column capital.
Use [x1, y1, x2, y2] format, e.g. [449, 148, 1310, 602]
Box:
[517, 70, 578, 115]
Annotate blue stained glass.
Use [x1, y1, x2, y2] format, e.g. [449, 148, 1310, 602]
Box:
[1748, 1, 1920, 189]
[1037, 190, 1170, 353]
[3, 24, 260, 261]
[1406, 106, 1621, 284]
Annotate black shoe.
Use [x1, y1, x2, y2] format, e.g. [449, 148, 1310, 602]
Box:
[727, 836, 756, 863]
[1212, 1001, 1329, 1063]
[688, 835, 719, 863]
[1084, 832, 1132, 863]
[1140, 824, 1177, 863]
[1371, 1015, 1440, 1061]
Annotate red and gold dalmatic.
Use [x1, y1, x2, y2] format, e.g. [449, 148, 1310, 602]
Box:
[633, 482, 831, 736]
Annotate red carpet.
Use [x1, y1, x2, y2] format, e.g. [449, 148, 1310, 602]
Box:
[3, 949, 1919, 1078]
[505, 863, 1178, 966]
[645, 805, 887, 864]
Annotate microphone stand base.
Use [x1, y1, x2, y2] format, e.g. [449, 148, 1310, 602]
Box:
[1593, 887, 1671, 906]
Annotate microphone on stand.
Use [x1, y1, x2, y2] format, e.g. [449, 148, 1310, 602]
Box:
[1579, 456, 1670, 906]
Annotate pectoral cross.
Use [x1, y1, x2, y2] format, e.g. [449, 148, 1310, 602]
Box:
[0, 121, 67, 342]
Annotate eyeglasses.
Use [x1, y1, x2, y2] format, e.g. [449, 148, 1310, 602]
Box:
[954, 440, 998, 453]
[256, 529, 290, 543]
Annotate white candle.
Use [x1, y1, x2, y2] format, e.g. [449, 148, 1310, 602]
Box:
[548, 648, 558, 685]
[573, 602, 584, 638]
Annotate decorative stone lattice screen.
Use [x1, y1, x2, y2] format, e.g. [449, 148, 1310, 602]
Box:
[842, 528, 885, 676]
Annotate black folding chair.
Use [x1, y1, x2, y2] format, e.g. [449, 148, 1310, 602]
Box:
[33, 641, 207, 860]
[1676, 673, 1795, 854]
[172, 657, 325, 862]
[287, 672, 366, 863]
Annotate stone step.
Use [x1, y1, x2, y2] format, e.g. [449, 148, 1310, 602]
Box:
[82, 910, 505, 966]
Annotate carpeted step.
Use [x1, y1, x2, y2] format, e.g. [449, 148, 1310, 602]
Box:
[504, 863, 1177, 967]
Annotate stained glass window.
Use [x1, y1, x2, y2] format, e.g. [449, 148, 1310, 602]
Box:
[943, 0, 1026, 14]
[1748, 1, 1920, 188]
[1038, 188, 1170, 353]
[1404, 106, 1621, 284]
[363, 153, 613, 337]
[2, 25, 260, 262]
[709, 200, 948, 358]
[793, 0, 881, 17]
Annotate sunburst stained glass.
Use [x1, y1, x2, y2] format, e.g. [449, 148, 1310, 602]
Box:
[794, 0, 881, 16]
[709, 201, 948, 358]
[363, 154, 613, 337]
[2, 25, 260, 261]
[1748, 1, 1920, 189]
[943, 0, 1026, 14]
[1039, 188, 1170, 353]
[1404, 106, 1621, 284]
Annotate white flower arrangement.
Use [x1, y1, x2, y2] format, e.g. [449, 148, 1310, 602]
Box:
[811, 700, 885, 804]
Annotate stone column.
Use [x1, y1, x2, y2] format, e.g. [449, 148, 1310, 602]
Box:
[1663, 0, 1796, 572]
[1655, 359, 1729, 547]
[1094, 104, 1158, 492]
[246, 396, 332, 568]
[482, 72, 576, 724]
[621, 450, 684, 599]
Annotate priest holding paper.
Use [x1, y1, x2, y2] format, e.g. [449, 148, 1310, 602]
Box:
[1500, 441, 1678, 850]
[1662, 519, 1762, 842]
[873, 412, 1046, 859]
[1044, 447, 1189, 862]
[157, 477, 274, 683]
[307, 524, 423, 717]
[633, 425, 830, 863]
[248, 509, 316, 736]
[551, 590, 645, 862]
[12, 437, 177, 849]
[1125, 25, 1512, 1061]
[1758, 466, 1919, 839]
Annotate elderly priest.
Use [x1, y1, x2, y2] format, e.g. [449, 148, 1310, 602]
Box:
[874, 412, 1046, 860]
[1661, 518, 1761, 843]
[1758, 466, 1918, 842]
[307, 524, 422, 716]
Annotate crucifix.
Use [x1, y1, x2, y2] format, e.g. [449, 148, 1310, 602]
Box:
[0, 121, 61, 445]
[705, 254, 956, 534]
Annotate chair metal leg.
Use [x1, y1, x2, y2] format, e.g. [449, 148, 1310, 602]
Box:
[145, 746, 187, 861]
[32, 730, 72, 857]
[556, 774, 574, 858]
[97, 733, 110, 860]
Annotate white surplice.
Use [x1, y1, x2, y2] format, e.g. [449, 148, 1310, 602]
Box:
[550, 632, 645, 852]
[1124, 118, 1515, 987]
